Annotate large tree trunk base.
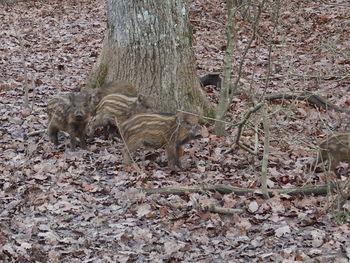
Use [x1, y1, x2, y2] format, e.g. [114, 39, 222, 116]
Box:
[84, 37, 113, 90]
[85, 0, 213, 114]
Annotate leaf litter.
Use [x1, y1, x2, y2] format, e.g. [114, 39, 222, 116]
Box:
[1, 0, 350, 262]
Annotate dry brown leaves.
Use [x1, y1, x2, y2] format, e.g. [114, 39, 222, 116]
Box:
[1, 0, 350, 262]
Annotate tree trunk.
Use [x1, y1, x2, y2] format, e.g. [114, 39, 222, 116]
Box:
[214, 0, 236, 135]
[86, 0, 211, 114]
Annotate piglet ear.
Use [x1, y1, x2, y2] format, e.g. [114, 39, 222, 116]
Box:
[137, 94, 145, 102]
[70, 92, 80, 107]
[68, 92, 75, 103]
[176, 112, 184, 122]
[81, 88, 92, 97]
[84, 92, 91, 102]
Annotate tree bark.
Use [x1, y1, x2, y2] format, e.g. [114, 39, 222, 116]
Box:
[214, 0, 236, 136]
[86, 0, 211, 114]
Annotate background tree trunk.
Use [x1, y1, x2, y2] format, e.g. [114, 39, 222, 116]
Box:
[86, 0, 211, 114]
[214, 0, 236, 136]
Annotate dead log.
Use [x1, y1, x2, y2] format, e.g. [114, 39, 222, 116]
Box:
[163, 201, 243, 215]
[264, 92, 350, 115]
[142, 183, 336, 196]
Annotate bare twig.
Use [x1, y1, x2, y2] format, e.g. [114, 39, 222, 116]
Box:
[259, 0, 281, 101]
[225, 102, 263, 154]
[258, 0, 281, 198]
[215, 0, 265, 135]
[214, 0, 238, 136]
[234, 0, 265, 99]
[261, 104, 270, 199]
[16, 28, 30, 108]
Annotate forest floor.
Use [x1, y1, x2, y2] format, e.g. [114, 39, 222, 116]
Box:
[1, 0, 350, 262]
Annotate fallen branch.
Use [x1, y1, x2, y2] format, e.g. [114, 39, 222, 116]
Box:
[23, 129, 46, 139]
[320, 0, 350, 7]
[225, 102, 263, 155]
[203, 204, 243, 215]
[259, 73, 349, 81]
[142, 183, 336, 196]
[23, 130, 71, 140]
[163, 201, 243, 215]
[306, 254, 349, 263]
[264, 92, 350, 115]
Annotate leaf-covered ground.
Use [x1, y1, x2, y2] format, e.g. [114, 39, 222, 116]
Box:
[1, 0, 350, 262]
